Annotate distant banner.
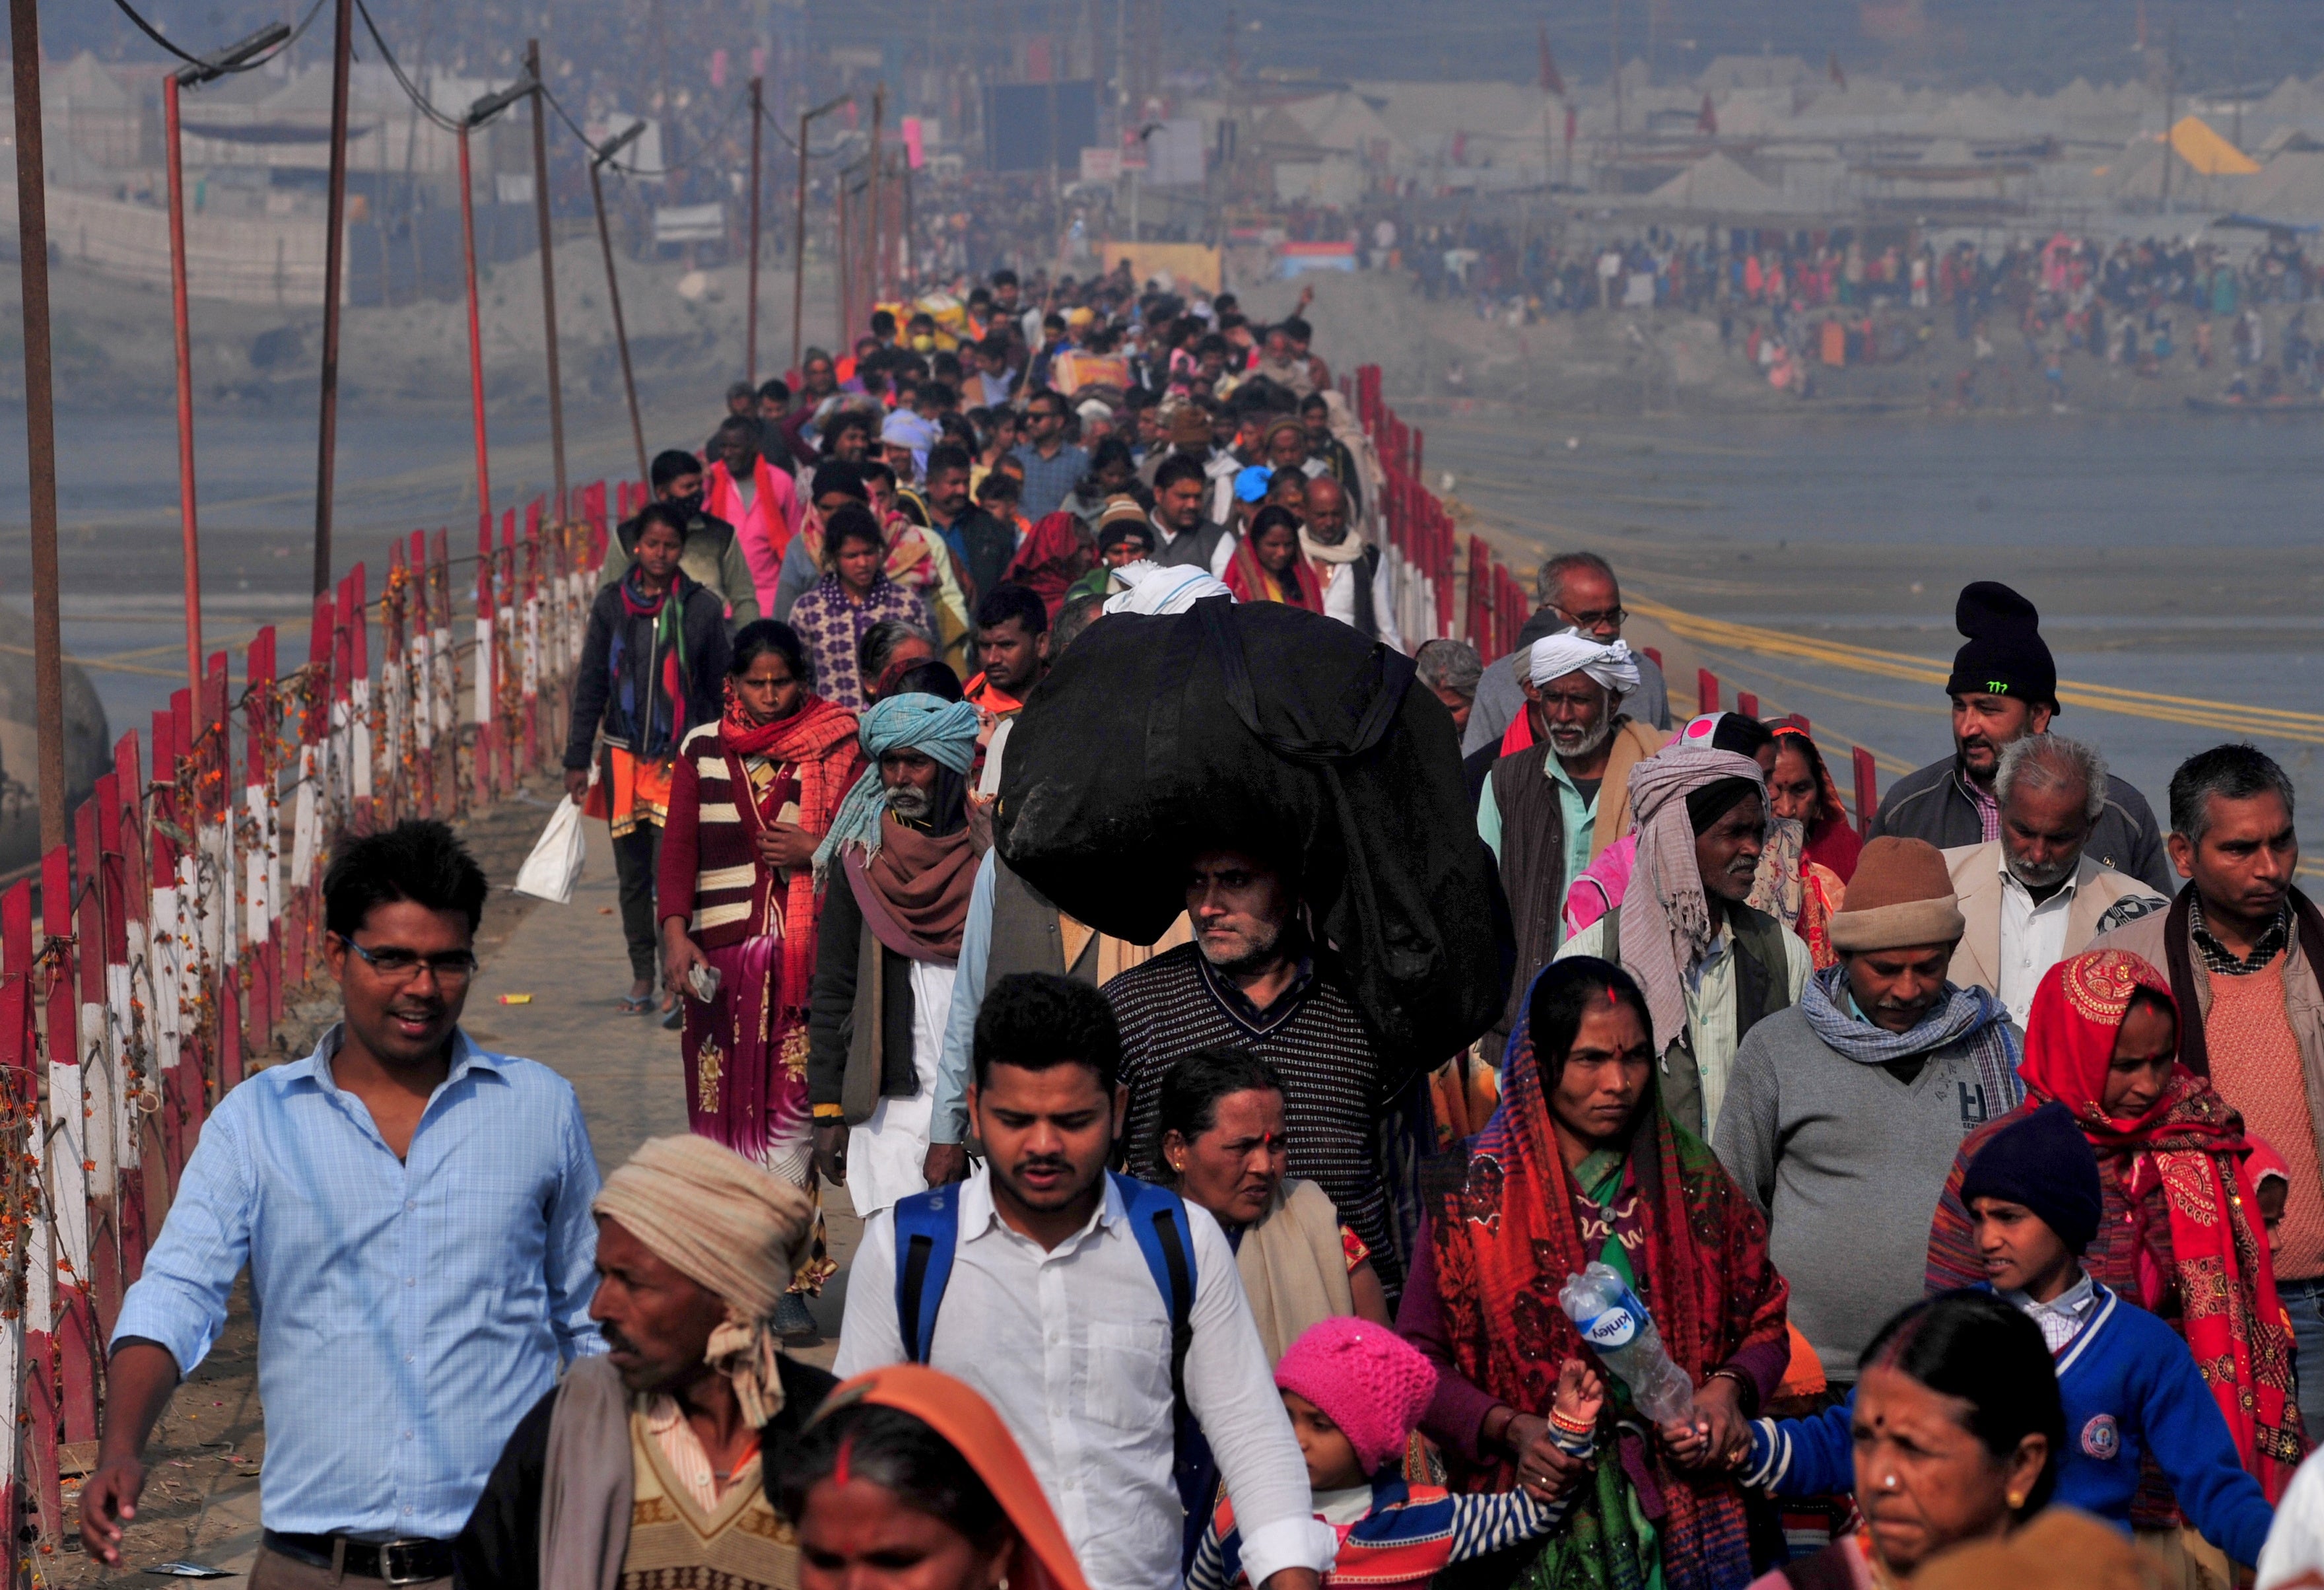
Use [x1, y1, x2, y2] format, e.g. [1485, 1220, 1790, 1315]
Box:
[1091, 240, 1222, 293]
[654, 202, 726, 245]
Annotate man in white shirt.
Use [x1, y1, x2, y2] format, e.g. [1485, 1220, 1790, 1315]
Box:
[1299, 477, 1403, 653]
[835, 973, 1327, 1590]
[1942, 735, 2167, 1027]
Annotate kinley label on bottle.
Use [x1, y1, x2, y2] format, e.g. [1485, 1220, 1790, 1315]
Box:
[1579, 1286, 1647, 1350]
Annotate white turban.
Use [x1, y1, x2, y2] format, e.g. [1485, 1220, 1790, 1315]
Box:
[1103, 560, 1237, 616]
[1528, 630, 1640, 694]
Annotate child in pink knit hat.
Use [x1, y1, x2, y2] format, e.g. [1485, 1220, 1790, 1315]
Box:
[1188, 1317, 1604, 1590]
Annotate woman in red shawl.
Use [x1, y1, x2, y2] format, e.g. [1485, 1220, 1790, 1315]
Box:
[1223, 506, 1324, 611]
[1926, 948, 2302, 1505]
[1399, 958, 1791, 1590]
[658, 619, 865, 1336]
[1004, 510, 1095, 623]
[1766, 722, 1861, 884]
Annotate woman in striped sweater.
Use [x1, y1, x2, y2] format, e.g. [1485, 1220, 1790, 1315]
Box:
[659, 621, 864, 1337]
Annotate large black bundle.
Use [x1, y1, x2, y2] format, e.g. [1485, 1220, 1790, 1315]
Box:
[996, 596, 1501, 1068]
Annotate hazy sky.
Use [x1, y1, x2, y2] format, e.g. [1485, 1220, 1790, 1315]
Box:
[52, 0, 2324, 96]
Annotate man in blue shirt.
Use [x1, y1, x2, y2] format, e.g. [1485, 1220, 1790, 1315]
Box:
[1009, 389, 1090, 519]
[82, 821, 602, 1586]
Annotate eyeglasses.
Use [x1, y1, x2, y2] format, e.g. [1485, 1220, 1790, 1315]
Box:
[1556, 604, 1628, 629]
[337, 936, 479, 985]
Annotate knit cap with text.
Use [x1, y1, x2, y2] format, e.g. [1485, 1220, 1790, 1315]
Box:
[1558, 1262, 1695, 1425]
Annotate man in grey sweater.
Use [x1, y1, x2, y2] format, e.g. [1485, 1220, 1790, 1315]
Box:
[1712, 836, 2024, 1387]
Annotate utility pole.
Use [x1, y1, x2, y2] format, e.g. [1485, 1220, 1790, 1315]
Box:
[166, 22, 290, 696]
[1610, 0, 1623, 168]
[590, 121, 652, 483]
[868, 85, 885, 308]
[11, 0, 65, 853]
[792, 95, 850, 372]
[746, 75, 765, 384]
[313, 0, 355, 600]
[2162, 22, 2177, 213]
[526, 40, 568, 521]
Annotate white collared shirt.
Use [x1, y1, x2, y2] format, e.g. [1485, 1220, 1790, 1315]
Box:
[1997, 852, 2080, 1028]
[1314, 549, 1406, 653]
[2003, 1270, 2100, 1353]
[835, 1169, 1331, 1590]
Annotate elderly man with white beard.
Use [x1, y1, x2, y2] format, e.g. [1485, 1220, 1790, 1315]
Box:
[1941, 734, 2167, 1028]
[1476, 632, 1667, 1049]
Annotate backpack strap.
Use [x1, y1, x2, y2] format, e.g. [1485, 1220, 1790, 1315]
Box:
[1111, 1171, 1198, 1416]
[892, 1186, 963, 1365]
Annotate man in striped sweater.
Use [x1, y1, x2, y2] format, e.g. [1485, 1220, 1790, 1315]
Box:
[1105, 847, 1415, 1291]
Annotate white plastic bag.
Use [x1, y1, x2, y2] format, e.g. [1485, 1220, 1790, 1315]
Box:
[512, 795, 587, 903]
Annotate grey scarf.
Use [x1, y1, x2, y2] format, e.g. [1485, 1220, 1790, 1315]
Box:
[1799, 964, 2023, 1111]
[541, 1356, 633, 1590]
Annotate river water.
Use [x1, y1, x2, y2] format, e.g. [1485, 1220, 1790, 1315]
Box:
[1423, 405, 2324, 823]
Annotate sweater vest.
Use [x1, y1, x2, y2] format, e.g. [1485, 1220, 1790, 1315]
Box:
[2208, 961, 2324, 1280]
[621, 1410, 799, 1590]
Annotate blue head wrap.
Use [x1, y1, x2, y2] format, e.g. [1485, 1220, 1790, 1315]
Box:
[811, 693, 982, 882]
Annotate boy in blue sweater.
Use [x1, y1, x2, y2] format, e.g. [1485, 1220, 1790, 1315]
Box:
[1734, 1103, 2274, 1570]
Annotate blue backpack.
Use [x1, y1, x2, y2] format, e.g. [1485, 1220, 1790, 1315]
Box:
[891, 1170, 1199, 1416]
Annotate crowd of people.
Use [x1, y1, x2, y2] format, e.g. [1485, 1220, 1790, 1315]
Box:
[69, 269, 2324, 1590]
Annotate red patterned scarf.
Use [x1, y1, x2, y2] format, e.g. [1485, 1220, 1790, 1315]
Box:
[2016, 950, 2304, 1499]
[613, 569, 695, 756]
[1432, 996, 1789, 1590]
[718, 690, 864, 1013]
[1223, 535, 1324, 611]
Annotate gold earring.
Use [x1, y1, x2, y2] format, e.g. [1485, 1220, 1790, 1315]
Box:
[2006, 1493, 2024, 1509]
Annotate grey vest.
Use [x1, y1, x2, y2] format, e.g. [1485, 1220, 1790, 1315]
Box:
[1600, 899, 1793, 1140]
[986, 855, 1099, 991]
[1153, 518, 1231, 573]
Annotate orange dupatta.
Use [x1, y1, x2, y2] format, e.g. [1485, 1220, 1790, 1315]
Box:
[816, 1366, 1090, 1590]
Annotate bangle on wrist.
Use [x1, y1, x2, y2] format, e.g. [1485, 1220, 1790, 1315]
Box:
[1549, 1408, 1594, 1437]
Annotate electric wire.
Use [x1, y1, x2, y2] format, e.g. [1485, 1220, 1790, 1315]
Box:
[351, 0, 466, 132]
[110, 0, 327, 77]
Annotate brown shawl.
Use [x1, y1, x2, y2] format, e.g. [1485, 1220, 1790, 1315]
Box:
[847, 812, 977, 961]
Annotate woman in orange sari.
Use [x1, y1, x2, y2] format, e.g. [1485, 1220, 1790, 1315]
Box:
[776, 1364, 1090, 1590]
[1222, 506, 1322, 611]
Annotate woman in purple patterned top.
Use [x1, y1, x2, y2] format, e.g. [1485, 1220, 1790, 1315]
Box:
[786, 504, 936, 709]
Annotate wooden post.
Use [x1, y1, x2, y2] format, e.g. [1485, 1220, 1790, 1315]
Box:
[312, 0, 355, 599]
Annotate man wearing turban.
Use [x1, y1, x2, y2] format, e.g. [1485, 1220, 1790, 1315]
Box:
[805, 693, 985, 1217]
[455, 1135, 837, 1590]
[1556, 743, 1814, 1141]
[1478, 633, 1669, 1047]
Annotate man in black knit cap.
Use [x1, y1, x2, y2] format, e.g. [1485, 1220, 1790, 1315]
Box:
[1868, 581, 2170, 893]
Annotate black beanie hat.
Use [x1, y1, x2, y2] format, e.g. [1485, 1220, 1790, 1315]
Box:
[1960, 1101, 2102, 1256]
[1944, 580, 2057, 709]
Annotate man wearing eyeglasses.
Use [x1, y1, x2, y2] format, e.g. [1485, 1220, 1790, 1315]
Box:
[83, 820, 603, 1589]
[1460, 551, 1672, 756]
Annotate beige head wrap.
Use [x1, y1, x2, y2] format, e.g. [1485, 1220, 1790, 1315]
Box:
[592, 1135, 815, 1426]
[1618, 747, 1769, 1053]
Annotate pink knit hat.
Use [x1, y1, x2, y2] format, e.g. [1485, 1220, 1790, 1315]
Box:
[1272, 1316, 1439, 1475]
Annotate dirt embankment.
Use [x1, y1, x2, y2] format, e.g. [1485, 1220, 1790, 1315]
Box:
[1, 237, 2288, 421]
[1231, 271, 2282, 418]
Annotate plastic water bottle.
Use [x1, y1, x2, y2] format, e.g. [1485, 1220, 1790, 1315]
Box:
[1557, 1262, 1696, 1426]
